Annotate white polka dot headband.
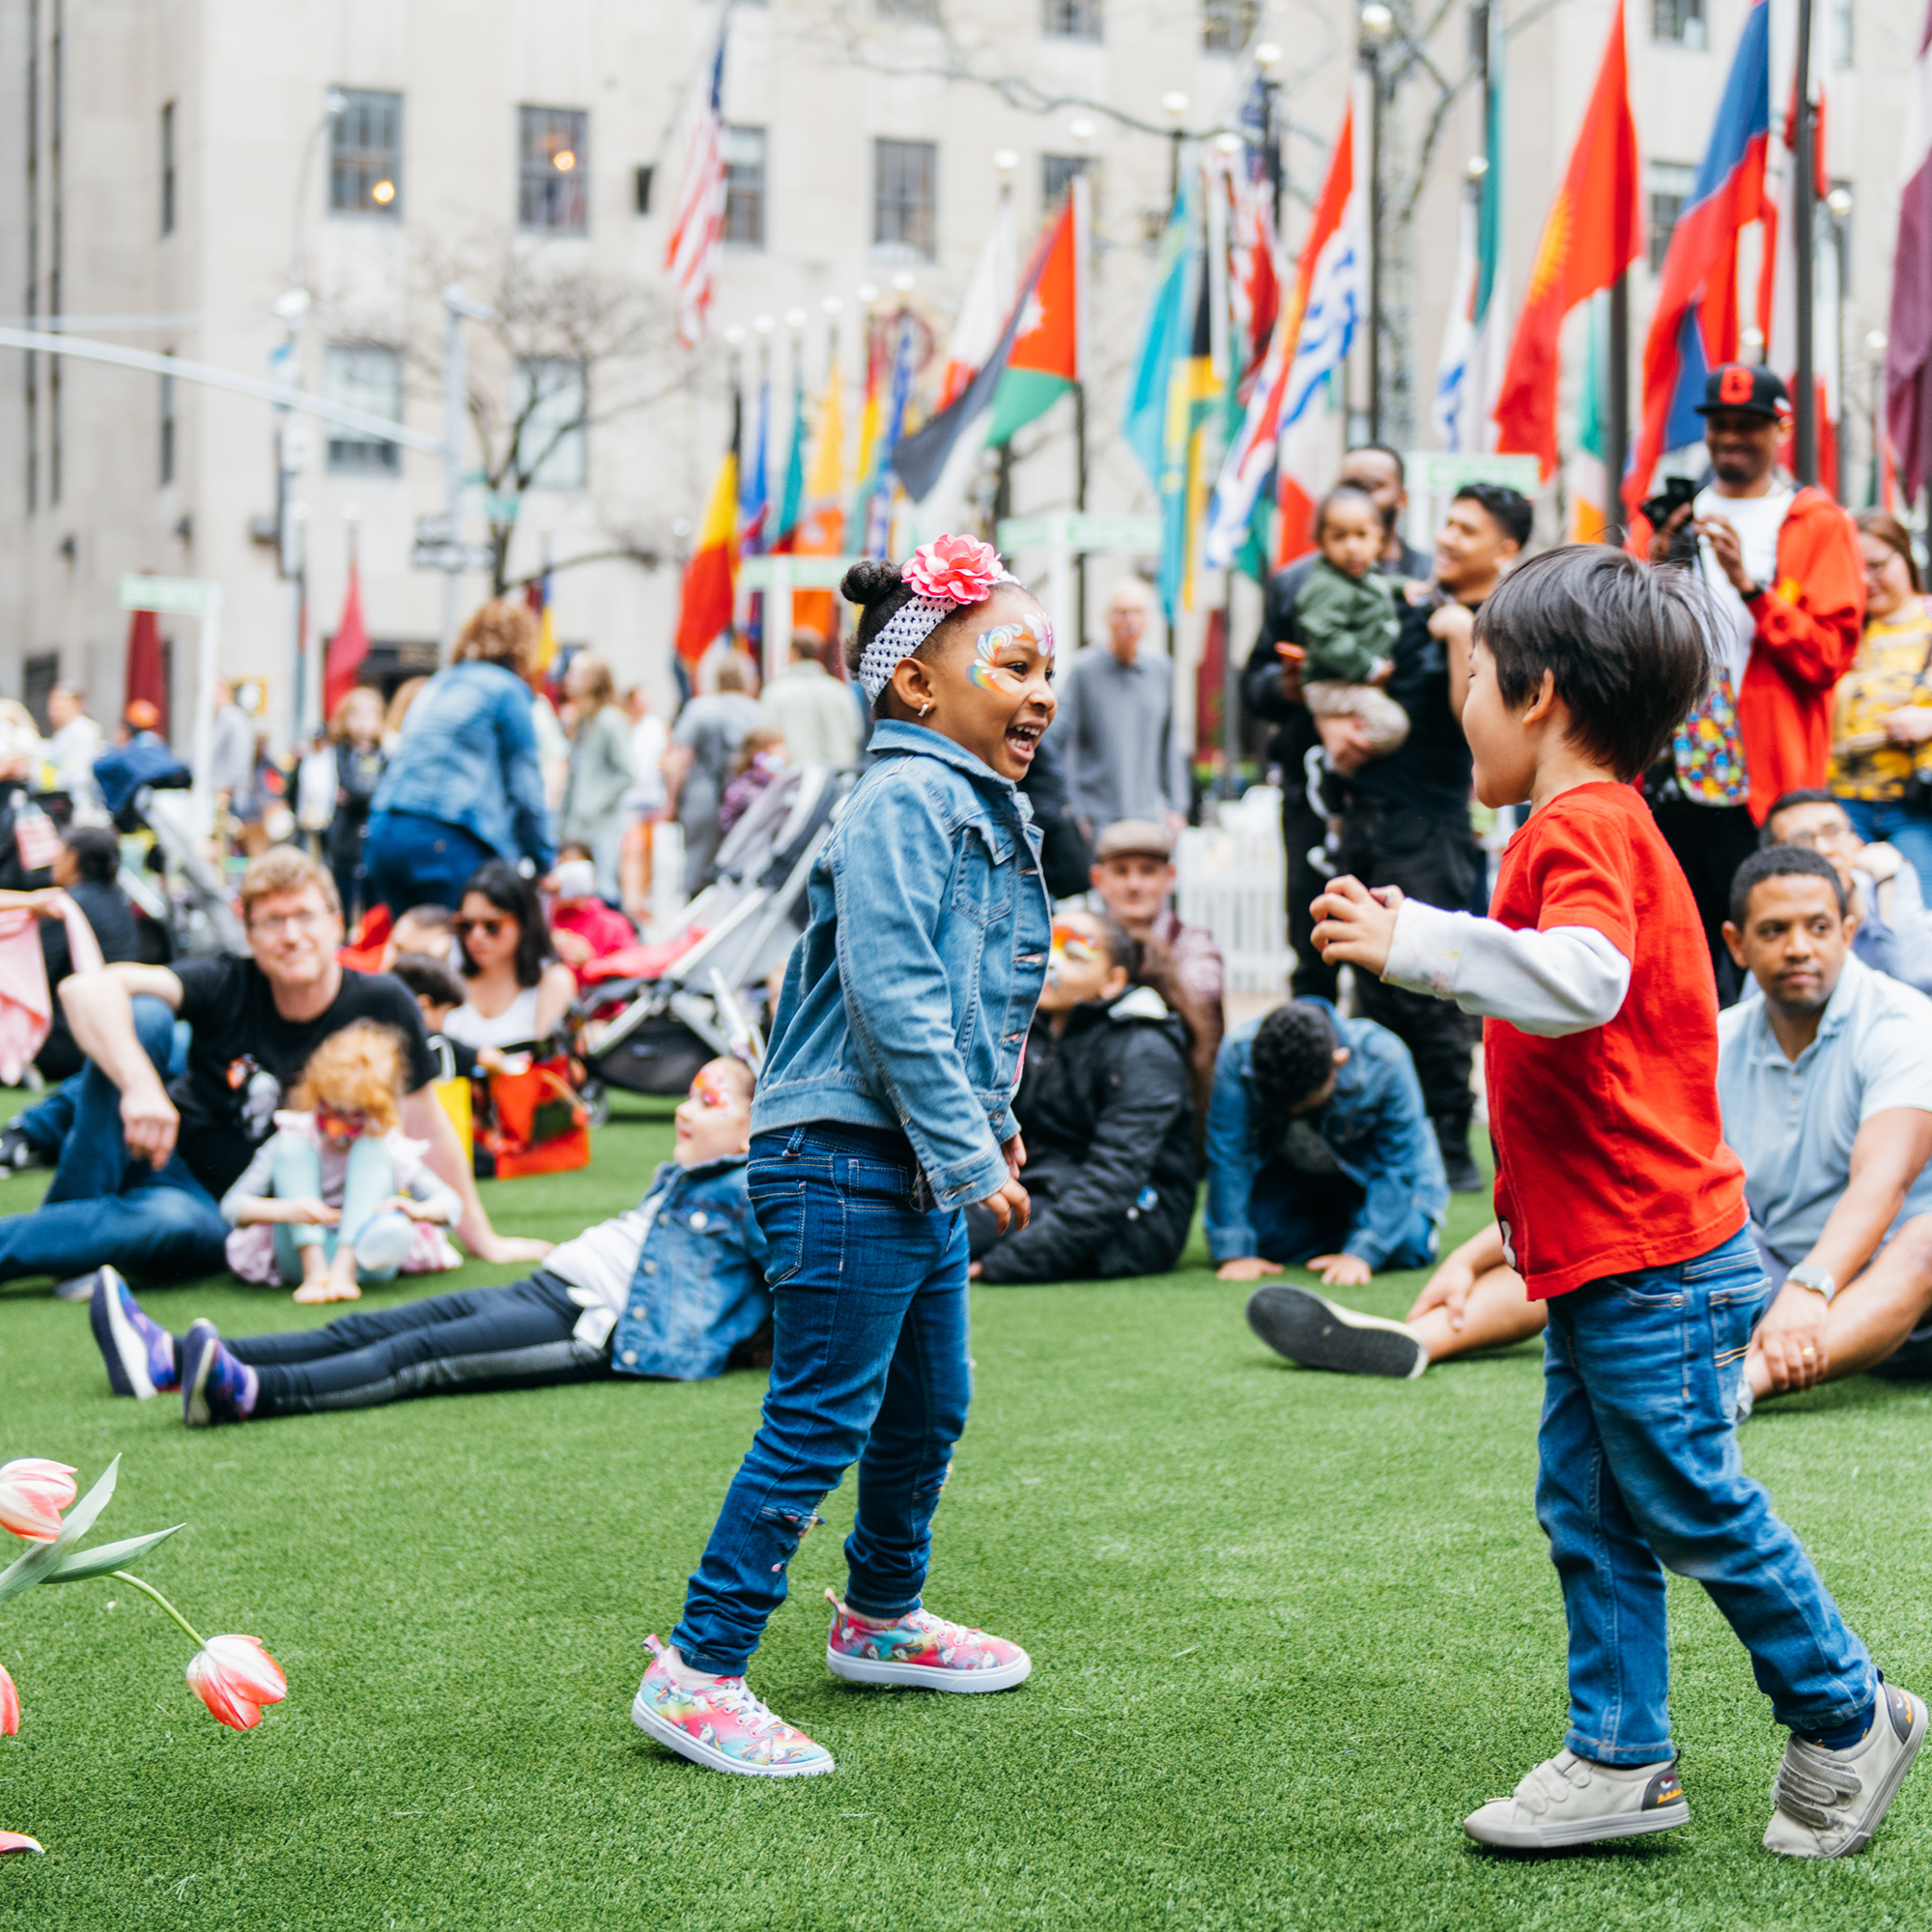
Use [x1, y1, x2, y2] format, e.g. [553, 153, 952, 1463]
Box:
[857, 536, 1020, 703]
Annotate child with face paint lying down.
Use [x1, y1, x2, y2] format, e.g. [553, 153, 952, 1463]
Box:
[88, 1058, 773, 1424]
[964, 905, 1196, 1285]
[629, 536, 1055, 1781]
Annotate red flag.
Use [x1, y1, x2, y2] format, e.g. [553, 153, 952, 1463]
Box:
[1492, 6, 1642, 477]
[323, 567, 371, 719]
[124, 608, 166, 734]
[674, 446, 740, 663]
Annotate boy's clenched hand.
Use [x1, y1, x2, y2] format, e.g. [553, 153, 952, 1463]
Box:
[1310, 875, 1404, 977]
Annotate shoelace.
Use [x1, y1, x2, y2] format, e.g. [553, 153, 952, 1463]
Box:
[1773, 1739, 1863, 1829]
[641, 1635, 792, 1738]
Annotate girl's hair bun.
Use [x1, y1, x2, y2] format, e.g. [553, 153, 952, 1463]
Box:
[840, 558, 902, 608]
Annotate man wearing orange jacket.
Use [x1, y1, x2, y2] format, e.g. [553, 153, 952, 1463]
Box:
[1629, 363, 1865, 1004]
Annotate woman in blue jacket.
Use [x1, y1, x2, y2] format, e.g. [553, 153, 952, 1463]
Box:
[363, 599, 556, 911]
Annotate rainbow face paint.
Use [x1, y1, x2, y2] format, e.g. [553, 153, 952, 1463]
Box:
[1046, 920, 1099, 986]
[969, 609, 1055, 692]
[688, 1070, 736, 1111]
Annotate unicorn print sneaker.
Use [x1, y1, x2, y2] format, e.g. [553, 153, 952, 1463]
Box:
[631, 1637, 834, 1778]
[1463, 1749, 1688, 1850]
[181, 1321, 259, 1428]
[1764, 1682, 1927, 1859]
[89, 1267, 179, 1399]
[824, 1590, 1032, 1692]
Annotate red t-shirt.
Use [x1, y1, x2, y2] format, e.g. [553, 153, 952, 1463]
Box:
[1485, 782, 1746, 1299]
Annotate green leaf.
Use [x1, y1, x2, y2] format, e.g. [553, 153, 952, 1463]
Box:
[39, 1524, 184, 1584]
[0, 1456, 120, 1605]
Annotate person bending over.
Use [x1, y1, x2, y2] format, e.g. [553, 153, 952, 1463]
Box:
[968, 907, 1194, 1285]
[1256, 844, 1932, 1406]
[1207, 997, 1446, 1292]
[90, 1059, 768, 1422]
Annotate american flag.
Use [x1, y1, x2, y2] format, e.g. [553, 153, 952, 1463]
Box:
[666, 28, 728, 350]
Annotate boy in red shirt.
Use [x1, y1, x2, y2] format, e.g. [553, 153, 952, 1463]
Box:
[1313, 546, 1923, 1860]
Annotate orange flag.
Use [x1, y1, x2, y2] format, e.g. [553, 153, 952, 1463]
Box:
[1492, 5, 1642, 478]
[674, 445, 739, 663]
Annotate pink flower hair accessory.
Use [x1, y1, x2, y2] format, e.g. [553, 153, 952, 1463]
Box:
[901, 536, 1004, 607]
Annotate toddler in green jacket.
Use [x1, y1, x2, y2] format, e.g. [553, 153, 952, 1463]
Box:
[1296, 484, 1408, 756]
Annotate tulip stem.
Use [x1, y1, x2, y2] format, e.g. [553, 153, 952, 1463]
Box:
[110, 1570, 206, 1650]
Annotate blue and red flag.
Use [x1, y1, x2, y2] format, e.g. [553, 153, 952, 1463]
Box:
[1626, 0, 1772, 512]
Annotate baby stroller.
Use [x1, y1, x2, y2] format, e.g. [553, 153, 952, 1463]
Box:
[572, 760, 856, 1100]
[94, 745, 246, 962]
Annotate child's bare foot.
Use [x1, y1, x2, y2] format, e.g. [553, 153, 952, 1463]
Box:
[293, 1275, 361, 1304]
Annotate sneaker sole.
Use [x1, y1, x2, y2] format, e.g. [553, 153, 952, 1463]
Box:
[1465, 1800, 1689, 1851]
[1246, 1286, 1428, 1379]
[629, 1692, 836, 1777]
[1773, 1690, 1928, 1859]
[825, 1648, 1033, 1693]
[90, 1270, 156, 1401]
[183, 1328, 217, 1429]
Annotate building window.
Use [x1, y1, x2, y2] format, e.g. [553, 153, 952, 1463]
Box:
[329, 89, 403, 215]
[323, 344, 403, 473]
[159, 361, 177, 485]
[514, 357, 588, 490]
[1829, 0, 1853, 68]
[1652, 0, 1706, 50]
[723, 127, 766, 247]
[22, 654, 58, 735]
[1041, 153, 1089, 213]
[873, 139, 936, 261]
[520, 106, 588, 233]
[1043, 0, 1102, 39]
[1202, 0, 1258, 52]
[634, 164, 654, 215]
[160, 101, 176, 236]
[876, 0, 940, 16]
[1646, 162, 1696, 274]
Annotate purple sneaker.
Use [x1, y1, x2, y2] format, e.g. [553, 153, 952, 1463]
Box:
[181, 1320, 259, 1428]
[630, 1636, 835, 1778]
[824, 1590, 1032, 1692]
[89, 1267, 178, 1400]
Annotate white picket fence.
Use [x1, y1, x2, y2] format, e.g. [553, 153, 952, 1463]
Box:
[1174, 786, 1293, 996]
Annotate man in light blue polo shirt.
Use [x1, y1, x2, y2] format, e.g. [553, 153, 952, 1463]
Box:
[1718, 845, 1932, 1407]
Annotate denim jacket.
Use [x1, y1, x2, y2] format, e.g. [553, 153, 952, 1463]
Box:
[1205, 1001, 1448, 1265]
[611, 1155, 771, 1380]
[369, 661, 554, 869]
[753, 721, 1052, 1208]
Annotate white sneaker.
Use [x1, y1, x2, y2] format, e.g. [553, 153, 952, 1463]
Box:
[1764, 1682, 1927, 1859]
[1245, 1286, 1428, 1379]
[1463, 1749, 1687, 1850]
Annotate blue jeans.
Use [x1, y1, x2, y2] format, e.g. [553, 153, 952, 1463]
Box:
[362, 810, 497, 913]
[1249, 1165, 1439, 1272]
[270, 1136, 409, 1287]
[1838, 796, 1932, 891]
[0, 996, 227, 1286]
[1538, 1226, 1875, 1764]
[671, 1124, 972, 1675]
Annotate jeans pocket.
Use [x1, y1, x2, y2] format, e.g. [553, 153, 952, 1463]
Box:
[749, 1181, 809, 1286]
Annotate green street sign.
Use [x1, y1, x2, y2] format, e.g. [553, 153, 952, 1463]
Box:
[996, 514, 1162, 554]
[739, 554, 866, 591]
[118, 574, 219, 617]
[1409, 452, 1543, 496]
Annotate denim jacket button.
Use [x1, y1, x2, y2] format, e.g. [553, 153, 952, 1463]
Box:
[642, 1260, 657, 1274]
[620, 1349, 638, 1365]
[689, 1211, 708, 1230]
[630, 1304, 645, 1318]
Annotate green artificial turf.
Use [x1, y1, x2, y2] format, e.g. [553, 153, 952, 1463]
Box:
[3, 1091, 1930, 1929]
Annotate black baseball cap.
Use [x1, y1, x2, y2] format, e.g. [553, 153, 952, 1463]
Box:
[1695, 362, 1792, 421]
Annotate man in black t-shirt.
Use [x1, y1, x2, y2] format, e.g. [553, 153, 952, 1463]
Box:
[0, 847, 552, 1293]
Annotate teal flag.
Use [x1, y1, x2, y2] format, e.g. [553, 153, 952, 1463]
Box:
[777, 365, 807, 544]
[1122, 181, 1196, 495]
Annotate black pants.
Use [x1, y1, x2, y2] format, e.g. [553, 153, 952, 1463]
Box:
[1645, 795, 1758, 1008]
[963, 1165, 1192, 1283]
[220, 1272, 607, 1416]
[1336, 800, 1481, 1135]
[1282, 753, 1340, 1003]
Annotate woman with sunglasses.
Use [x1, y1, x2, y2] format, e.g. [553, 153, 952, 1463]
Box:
[440, 861, 576, 1052]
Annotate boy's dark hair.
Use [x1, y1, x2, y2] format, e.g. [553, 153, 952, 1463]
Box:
[1473, 545, 1711, 782]
[1314, 483, 1382, 542]
[390, 952, 468, 1010]
[1087, 911, 1140, 981]
[840, 554, 1035, 716]
[1248, 1001, 1339, 1112]
[1453, 482, 1534, 550]
[1728, 845, 1849, 927]
[1758, 788, 1841, 847]
[63, 825, 119, 884]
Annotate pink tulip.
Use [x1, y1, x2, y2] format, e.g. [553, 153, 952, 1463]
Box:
[0, 1833, 43, 1856]
[0, 1662, 15, 1737]
[0, 1458, 77, 1542]
[185, 1635, 287, 1731]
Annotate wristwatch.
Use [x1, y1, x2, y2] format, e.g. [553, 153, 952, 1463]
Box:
[1785, 1263, 1837, 1304]
[1738, 580, 1765, 603]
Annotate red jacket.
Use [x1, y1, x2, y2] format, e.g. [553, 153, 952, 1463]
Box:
[1629, 487, 1864, 822]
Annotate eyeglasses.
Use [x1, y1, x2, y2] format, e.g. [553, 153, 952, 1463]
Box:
[250, 907, 327, 934]
[453, 916, 512, 939]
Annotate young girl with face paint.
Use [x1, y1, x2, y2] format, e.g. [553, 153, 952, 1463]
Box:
[632, 536, 1055, 1779]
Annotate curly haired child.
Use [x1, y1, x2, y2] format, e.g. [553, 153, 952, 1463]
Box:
[220, 1020, 461, 1303]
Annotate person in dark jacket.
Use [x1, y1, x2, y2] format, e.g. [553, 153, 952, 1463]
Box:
[968, 906, 1195, 1284]
[1017, 724, 1094, 899]
[35, 827, 140, 1079]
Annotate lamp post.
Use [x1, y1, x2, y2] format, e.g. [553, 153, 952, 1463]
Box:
[440, 284, 496, 662]
[1866, 328, 1889, 507]
[1359, 4, 1394, 440]
[1163, 92, 1191, 215]
[1254, 42, 1285, 219]
[1793, 0, 1819, 485]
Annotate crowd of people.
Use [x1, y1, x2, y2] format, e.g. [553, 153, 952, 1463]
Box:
[4, 356, 1931, 1852]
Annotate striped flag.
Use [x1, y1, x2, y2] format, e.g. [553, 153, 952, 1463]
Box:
[666, 28, 727, 350]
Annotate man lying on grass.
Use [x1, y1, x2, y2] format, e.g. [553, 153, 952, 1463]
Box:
[87, 1059, 772, 1425]
[1249, 845, 1932, 1403]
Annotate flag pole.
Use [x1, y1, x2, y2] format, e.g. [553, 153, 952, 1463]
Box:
[1074, 172, 1091, 655]
[1606, 270, 1630, 541]
[1793, 0, 1818, 486]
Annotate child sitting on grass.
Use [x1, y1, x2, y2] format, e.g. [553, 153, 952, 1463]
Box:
[89, 1058, 770, 1421]
[1295, 484, 1407, 758]
[219, 1020, 461, 1303]
[1311, 544, 1924, 1861]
